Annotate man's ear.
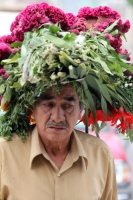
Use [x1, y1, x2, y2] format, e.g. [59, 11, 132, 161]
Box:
[29, 107, 34, 117]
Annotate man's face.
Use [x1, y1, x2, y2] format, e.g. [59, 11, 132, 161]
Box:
[32, 84, 82, 142]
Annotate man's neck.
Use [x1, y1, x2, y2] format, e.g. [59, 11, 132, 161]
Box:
[40, 136, 71, 169]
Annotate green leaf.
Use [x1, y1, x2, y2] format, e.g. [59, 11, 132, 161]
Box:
[10, 42, 22, 48]
[44, 34, 72, 49]
[119, 61, 133, 73]
[49, 24, 60, 34]
[63, 33, 76, 42]
[101, 95, 107, 118]
[59, 51, 78, 66]
[1, 86, 12, 108]
[116, 86, 132, 104]
[103, 19, 120, 33]
[77, 63, 87, 78]
[12, 82, 21, 88]
[2, 53, 20, 64]
[85, 74, 101, 96]
[90, 50, 112, 74]
[29, 37, 44, 48]
[81, 80, 96, 121]
[0, 84, 5, 95]
[99, 39, 107, 47]
[95, 82, 112, 105]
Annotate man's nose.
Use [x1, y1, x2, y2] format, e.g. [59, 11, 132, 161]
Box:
[50, 106, 65, 122]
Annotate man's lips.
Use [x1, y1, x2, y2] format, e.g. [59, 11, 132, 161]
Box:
[48, 126, 66, 129]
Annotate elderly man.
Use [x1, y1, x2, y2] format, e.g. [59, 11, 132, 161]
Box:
[0, 2, 133, 200]
[0, 83, 118, 199]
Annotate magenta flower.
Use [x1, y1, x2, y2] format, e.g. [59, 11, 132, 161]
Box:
[96, 6, 120, 19]
[105, 33, 115, 43]
[73, 17, 88, 32]
[3, 73, 9, 79]
[66, 13, 76, 28]
[0, 43, 12, 62]
[77, 7, 98, 19]
[110, 36, 122, 53]
[46, 6, 69, 30]
[117, 20, 130, 34]
[0, 67, 6, 76]
[0, 35, 15, 44]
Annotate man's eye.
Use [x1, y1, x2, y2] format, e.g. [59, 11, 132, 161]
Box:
[63, 104, 72, 108]
[62, 104, 74, 113]
[43, 103, 53, 107]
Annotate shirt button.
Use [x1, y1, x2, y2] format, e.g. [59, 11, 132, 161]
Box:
[58, 173, 61, 177]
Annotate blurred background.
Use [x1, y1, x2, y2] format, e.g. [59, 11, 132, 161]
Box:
[0, 0, 133, 199]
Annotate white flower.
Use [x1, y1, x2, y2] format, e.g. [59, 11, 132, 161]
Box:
[75, 35, 85, 47]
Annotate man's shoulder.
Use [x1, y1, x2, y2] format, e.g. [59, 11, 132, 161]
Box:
[74, 129, 112, 156]
[0, 134, 31, 148]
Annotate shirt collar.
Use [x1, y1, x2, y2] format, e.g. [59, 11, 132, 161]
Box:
[29, 126, 43, 168]
[30, 127, 88, 169]
[71, 130, 88, 169]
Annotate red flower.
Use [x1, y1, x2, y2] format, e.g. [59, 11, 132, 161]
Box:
[80, 107, 133, 134]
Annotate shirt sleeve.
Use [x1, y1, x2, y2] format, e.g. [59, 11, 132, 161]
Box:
[100, 153, 118, 200]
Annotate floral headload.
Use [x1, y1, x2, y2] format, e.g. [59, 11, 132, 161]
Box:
[0, 2, 133, 141]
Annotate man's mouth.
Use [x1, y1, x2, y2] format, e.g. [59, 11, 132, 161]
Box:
[48, 126, 66, 130]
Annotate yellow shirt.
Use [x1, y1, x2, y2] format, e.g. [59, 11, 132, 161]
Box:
[0, 127, 118, 200]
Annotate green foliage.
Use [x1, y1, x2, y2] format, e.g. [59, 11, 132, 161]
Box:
[0, 23, 133, 141]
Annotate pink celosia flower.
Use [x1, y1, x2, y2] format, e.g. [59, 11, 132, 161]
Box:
[110, 36, 122, 53]
[10, 2, 70, 40]
[105, 33, 115, 43]
[77, 7, 98, 19]
[0, 66, 9, 79]
[0, 67, 6, 76]
[0, 35, 15, 44]
[118, 20, 130, 34]
[97, 6, 120, 19]
[68, 29, 79, 34]
[73, 17, 88, 32]
[66, 13, 76, 27]
[3, 73, 9, 79]
[0, 43, 12, 61]
[13, 29, 25, 42]
[46, 6, 69, 30]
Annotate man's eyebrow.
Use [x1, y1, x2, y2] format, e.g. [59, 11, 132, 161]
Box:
[40, 95, 55, 101]
[63, 96, 76, 101]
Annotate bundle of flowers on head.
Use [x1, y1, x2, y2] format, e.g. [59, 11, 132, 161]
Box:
[0, 2, 133, 141]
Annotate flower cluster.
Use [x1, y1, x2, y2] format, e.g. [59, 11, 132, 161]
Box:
[81, 107, 133, 134]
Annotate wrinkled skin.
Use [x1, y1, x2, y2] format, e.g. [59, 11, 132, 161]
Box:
[32, 84, 83, 168]
[33, 84, 82, 143]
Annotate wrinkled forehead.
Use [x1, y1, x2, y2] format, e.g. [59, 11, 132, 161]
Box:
[38, 84, 80, 102]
